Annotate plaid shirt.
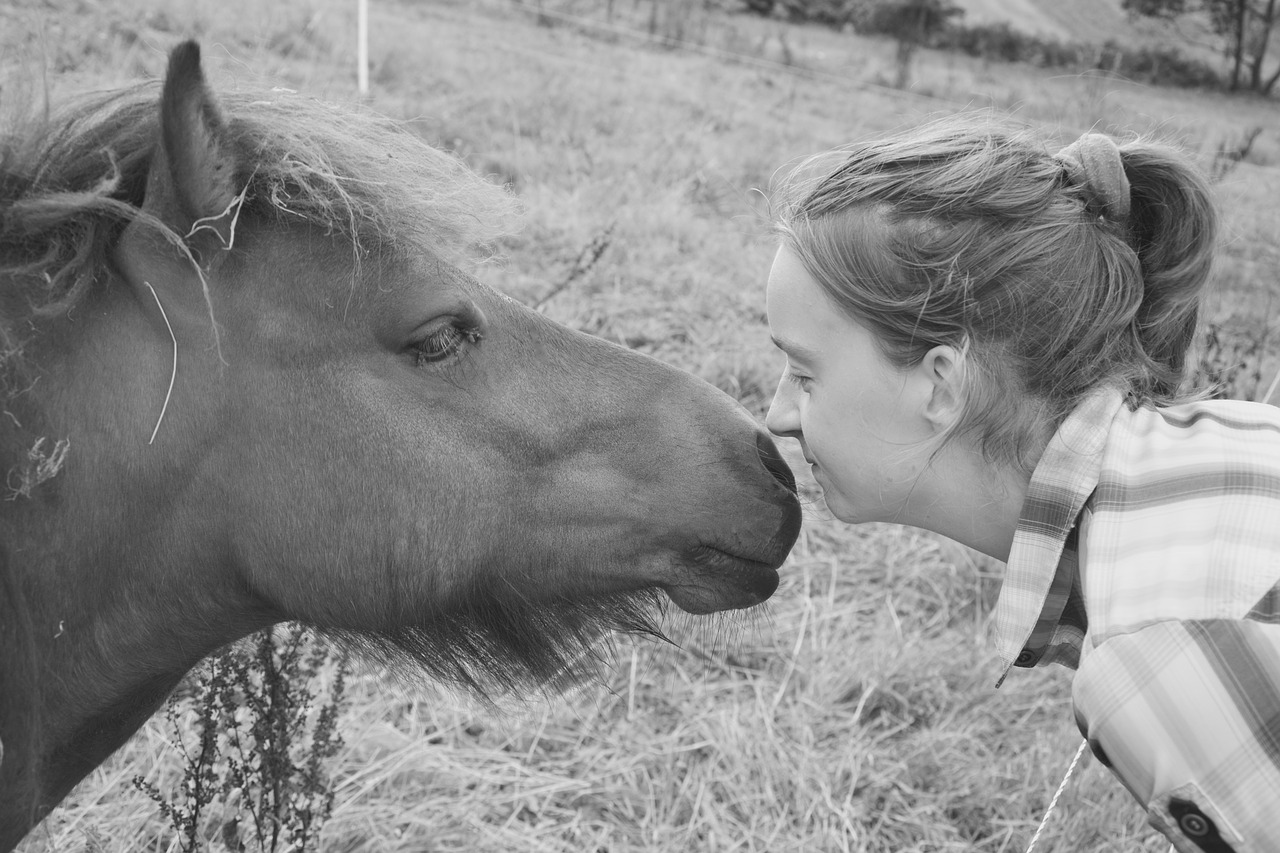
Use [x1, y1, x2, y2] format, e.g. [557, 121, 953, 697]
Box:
[993, 387, 1280, 852]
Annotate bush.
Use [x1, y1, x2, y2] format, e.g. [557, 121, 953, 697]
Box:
[735, 0, 864, 27]
[937, 21, 1033, 63]
[931, 22, 1097, 68]
[1099, 39, 1222, 88]
[861, 0, 964, 41]
[929, 22, 1218, 88]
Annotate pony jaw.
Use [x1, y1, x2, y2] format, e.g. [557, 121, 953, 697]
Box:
[660, 546, 782, 615]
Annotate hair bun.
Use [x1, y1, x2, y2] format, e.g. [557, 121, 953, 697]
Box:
[1055, 133, 1131, 221]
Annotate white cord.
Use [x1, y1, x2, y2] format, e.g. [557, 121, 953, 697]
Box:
[1025, 738, 1089, 853]
[144, 282, 177, 446]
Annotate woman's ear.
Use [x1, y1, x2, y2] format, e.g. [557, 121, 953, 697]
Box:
[917, 345, 965, 433]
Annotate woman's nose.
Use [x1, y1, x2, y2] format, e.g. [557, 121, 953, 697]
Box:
[765, 376, 800, 438]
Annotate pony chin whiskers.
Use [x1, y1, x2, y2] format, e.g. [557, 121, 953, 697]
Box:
[322, 584, 672, 708]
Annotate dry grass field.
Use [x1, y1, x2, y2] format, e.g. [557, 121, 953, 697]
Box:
[4, 0, 1279, 850]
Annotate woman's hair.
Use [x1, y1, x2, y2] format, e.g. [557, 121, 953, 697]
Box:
[773, 116, 1217, 472]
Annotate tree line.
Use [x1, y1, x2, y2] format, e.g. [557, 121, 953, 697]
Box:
[738, 0, 1280, 96]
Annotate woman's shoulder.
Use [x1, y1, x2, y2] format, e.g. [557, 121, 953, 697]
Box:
[1151, 396, 1280, 429]
[1114, 397, 1280, 457]
[1083, 396, 1280, 631]
[1093, 396, 1280, 493]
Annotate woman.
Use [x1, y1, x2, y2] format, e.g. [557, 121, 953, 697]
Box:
[764, 119, 1280, 850]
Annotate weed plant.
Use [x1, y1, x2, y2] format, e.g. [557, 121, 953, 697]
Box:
[132, 626, 349, 853]
[1193, 322, 1280, 403]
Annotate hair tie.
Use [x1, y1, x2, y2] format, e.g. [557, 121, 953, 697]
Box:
[1055, 133, 1131, 222]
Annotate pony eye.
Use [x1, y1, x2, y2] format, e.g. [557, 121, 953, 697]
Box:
[413, 324, 479, 366]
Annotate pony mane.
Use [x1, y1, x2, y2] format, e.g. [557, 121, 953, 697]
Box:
[0, 79, 520, 390]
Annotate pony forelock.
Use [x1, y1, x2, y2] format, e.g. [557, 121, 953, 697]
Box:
[0, 79, 521, 394]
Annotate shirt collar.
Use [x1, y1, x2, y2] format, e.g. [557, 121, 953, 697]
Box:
[993, 386, 1125, 685]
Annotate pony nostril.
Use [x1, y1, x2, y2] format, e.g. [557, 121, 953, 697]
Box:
[756, 431, 797, 496]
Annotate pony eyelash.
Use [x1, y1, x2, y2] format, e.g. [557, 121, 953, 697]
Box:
[413, 322, 483, 368]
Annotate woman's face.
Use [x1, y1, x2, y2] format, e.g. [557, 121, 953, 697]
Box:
[764, 246, 939, 524]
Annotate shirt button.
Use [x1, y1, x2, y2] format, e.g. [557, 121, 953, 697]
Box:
[1179, 811, 1210, 838]
[1015, 649, 1036, 666]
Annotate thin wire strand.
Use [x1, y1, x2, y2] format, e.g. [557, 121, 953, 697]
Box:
[144, 281, 177, 445]
[1025, 738, 1088, 853]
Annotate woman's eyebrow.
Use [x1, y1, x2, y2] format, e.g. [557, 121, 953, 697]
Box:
[770, 335, 820, 365]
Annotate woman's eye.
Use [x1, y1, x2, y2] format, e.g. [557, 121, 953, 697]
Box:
[786, 367, 812, 391]
[414, 324, 479, 366]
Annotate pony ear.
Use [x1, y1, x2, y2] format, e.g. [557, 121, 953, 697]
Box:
[141, 41, 239, 256]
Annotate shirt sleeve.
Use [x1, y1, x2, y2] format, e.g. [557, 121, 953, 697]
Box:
[1072, 618, 1280, 852]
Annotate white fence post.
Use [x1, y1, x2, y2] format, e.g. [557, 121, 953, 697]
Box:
[357, 0, 369, 95]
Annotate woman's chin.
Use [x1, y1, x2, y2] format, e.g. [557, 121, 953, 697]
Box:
[812, 470, 892, 524]
[815, 491, 854, 523]
[818, 493, 884, 526]
[825, 504, 860, 524]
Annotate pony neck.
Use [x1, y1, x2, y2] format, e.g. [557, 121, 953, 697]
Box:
[0, 508, 274, 844]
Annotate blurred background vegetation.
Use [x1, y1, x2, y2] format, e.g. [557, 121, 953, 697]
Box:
[5, 0, 1277, 850]
[738, 0, 1280, 94]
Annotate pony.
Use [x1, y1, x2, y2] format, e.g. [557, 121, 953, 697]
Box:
[0, 42, 800, 846]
